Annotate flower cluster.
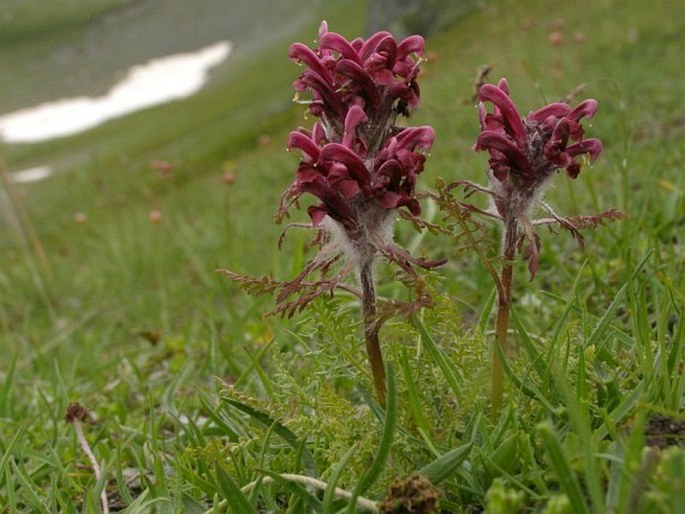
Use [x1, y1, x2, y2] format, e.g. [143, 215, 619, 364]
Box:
[280, 21, 436, 263]
[223, 22, 441, 328]
[289, 21, 424, 134]
[475, 78, 602, 187]
[466, 78, 612, 277]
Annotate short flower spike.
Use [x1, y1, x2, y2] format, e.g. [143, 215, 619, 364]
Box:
[469, 78, 611, 277]
[475, 80, 602, 188]
[449, 77, 624, 415]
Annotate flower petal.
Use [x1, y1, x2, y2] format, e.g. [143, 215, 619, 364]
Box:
[568, 99, 598, 122]
[312, 122, 327, 145]
[497, 77, 510, 95]
[543, 118, 571, 161]
[295, 162, 322, 185]
[318, 20, 328, 38]
[288, 43, 331, 82]
[367, 35, 398, 69]
[479, 83, 526, 144]
[334, 59, 381, 105]
[298, 71, 345, 118]
[397, 35, 424, 59]
[375, 159, 402, 188]
[320, 143, 371, 186]
[476, 130, 532, 175]
[566, 138, 603, 161]
[287, 130, 321, 162]
[376, 190, 402, 209]
[320, 32, 362, 63]
[491, 162, 510, 181]
[395, 126, 435, 151]
[342, 105, 369, 148]
[328, 162, 362, 198]
[307, 204, 328, 226]
[299, 178, 356, 228]
[528, 102, 572, 122]
[360, 31, 393, 60]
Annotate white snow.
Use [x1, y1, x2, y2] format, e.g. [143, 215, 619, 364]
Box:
[10, 165, 54, 183]
[0, 41, 232, 144]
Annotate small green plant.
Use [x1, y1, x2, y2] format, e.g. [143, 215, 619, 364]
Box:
[484, 478, 525, 514]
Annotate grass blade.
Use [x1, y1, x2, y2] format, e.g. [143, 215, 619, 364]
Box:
[234, 337, 277, 393]
[542, 291, 634, 348]
[9, 459, 47, 513]
[323, 444, 357, 514]
[478, 287, 497, 334]
[510, 309, 547, 380]
[222, 397, 317, 476]
[492, 332, 558, 414]
[0, 355, 17, 418]
[0, 426, 25, 485]
[536, 421, 589, 514]
[214, 463, 257, 514]
[418, 442, 473, 485]
[399, 346, 432, 438]
[348, 361, 398, 513]
[413, 315, 462, 397]
[586, 283, 627, 356]
[199, 393, 241, 441]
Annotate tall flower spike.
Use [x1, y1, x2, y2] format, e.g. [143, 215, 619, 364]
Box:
[281, 23, 442, 405]
[281, 21, 434, 248]
[450, 78, 624, 415]
[223, 22, 442, 406]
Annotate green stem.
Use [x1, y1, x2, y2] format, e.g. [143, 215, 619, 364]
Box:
[360, 258, 387, 407]
[492, 212, 517, 416]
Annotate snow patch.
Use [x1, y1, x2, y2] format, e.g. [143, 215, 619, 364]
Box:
[0, 41, 232, 143]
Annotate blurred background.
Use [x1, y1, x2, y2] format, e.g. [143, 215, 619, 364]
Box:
[0, 0, 682, 410]
[0, 0, 465, 117]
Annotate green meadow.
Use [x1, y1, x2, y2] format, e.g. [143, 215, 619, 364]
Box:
[1, 0, 684, 512]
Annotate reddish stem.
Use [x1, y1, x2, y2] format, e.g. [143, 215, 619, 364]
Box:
[492, 212, 517, 416]
[360, 258, 387, 407]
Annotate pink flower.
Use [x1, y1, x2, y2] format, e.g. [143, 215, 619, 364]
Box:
[284, 120, 434, 231]
[230, 23, 442, 405]
[265, 21, 442, 322]
[474, 78, 602, 189]
[448, 79, 619, 416]
[280, 22, 436, 262]
[464, 78, 611, 278]
[288, 22, 424, 126]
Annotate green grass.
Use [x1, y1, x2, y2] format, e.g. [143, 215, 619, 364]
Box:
[1, 0, 685, 512]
